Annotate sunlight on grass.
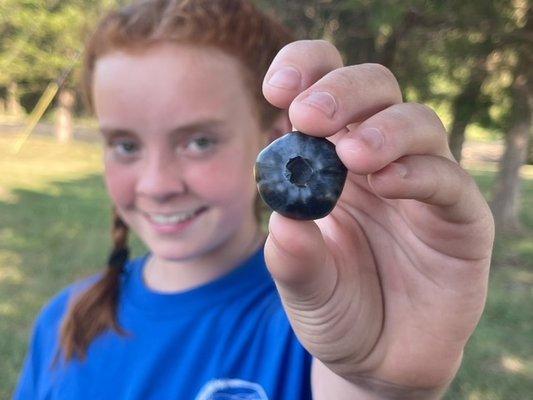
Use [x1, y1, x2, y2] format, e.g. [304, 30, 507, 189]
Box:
[519, 165, 533, 179]
[466, 124, 502, 142]
[512, 240, 533, 257]
[0, 134, 103, 201]
[500, 353, 533, 380]
[510, 269, 533, 285]
[468, 392, 495, 400]
[0, 186, 17, 203]
[0, 228, 25, 247]
[0, 251, 23, 284]
[501, 355, 525, 373]
[464, 161, 533, 179]
[0, 302, 17, 317]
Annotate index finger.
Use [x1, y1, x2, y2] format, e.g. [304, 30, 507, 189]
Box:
[263, 40, 402, 137]
[262, 40, 343, 109]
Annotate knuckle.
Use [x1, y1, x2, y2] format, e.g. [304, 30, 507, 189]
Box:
[449, 158, 474, 189]
[408, 102, 448, 145]
[367, 63, 395, 80]
[413, 103, 444, 128]
[334, 65, 362, 88]
[313, 39, 343, 63]
[432, 156, 463, 203]
[374, 106, 411, 138]
[365, 63, 400, 89]
[331, 64, 387, 92]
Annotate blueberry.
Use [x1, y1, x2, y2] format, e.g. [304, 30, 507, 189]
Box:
[255, 131, 347, 220]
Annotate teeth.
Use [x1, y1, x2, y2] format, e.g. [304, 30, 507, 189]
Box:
[149, 210, 199, 224]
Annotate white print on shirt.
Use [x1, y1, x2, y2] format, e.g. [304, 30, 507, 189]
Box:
[195, 378, 269, 400]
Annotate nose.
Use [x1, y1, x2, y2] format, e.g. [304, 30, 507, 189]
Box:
[136, 153, 187, 201]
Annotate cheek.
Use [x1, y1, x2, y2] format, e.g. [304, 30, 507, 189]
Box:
[104, 162, 136, 207]
[188, 153, 256, 205]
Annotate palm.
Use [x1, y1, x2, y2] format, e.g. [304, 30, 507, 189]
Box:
[269, 170, 492, 387]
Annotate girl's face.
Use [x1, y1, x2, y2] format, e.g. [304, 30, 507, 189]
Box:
[93, 43, 266, 266]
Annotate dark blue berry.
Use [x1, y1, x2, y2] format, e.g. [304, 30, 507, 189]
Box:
[255, 131, 347, 220]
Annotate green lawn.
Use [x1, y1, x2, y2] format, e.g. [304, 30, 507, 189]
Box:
[1, 134, 532, 399]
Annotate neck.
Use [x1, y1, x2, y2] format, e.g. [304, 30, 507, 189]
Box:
[143, 225, 266, 293]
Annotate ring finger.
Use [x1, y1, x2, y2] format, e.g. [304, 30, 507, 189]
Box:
[336, 102, 453, 175]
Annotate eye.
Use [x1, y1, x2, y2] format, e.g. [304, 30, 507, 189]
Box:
[108, 139, 140, 158]
[184, 135, 217, 155]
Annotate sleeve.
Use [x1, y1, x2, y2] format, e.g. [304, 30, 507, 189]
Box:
[12, 283, 76, 400]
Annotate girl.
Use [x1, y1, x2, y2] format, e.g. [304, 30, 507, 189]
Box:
[15, 0, 494, 399]
[16, 1, 302, 398]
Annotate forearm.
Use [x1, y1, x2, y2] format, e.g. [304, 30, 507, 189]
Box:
[311, 359, 450, 400]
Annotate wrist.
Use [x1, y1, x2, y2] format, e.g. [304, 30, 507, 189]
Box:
[312, 358, 455, 400]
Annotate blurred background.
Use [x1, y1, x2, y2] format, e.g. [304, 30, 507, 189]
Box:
[0, 0, 531, 398]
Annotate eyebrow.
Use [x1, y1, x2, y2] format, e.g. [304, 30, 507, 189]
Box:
[100, 119, 226, 139]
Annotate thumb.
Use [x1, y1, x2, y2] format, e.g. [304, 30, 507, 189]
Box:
[264, 212, 337, 304]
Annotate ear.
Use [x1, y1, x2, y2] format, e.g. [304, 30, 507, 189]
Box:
[263, 112, 291, 145]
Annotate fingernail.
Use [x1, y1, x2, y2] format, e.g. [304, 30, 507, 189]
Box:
[300, 91, 337, 118]
[268, 67, 301, 90]
[356, 128, 384, 150]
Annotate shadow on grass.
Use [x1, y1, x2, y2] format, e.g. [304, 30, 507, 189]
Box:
[0, 173, 146, 398]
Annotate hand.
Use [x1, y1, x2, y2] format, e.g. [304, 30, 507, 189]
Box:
[262, 40, 494, 397]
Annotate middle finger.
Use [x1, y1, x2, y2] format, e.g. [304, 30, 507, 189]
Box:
[289, 63, 403, 136]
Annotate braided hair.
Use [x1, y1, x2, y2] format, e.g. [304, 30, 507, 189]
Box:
[59, 209, 130, 360]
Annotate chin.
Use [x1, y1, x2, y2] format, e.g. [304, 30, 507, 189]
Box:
[147, 238, 220, 262]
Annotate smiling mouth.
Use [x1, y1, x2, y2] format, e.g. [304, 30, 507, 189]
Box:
[144, 206, 209, 225]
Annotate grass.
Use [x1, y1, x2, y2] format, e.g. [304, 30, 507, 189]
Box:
[0, 133, 532, 399]
[443, 169, 533, 400]
[0, 134, 146, 399]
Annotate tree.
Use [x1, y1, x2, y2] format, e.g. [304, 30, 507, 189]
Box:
[490, 4, 532, 232]
[447, 39, 494, 162]
[0, 0, 123, 112]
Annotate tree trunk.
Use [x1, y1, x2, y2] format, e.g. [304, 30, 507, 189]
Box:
[378, 7, 422, 69]
[526, 130, 533, 164]
[490, 6, 533, 233]
[448, 42, 493, 163]
[490, 70, 532, 233]
[7, 82, 23, 117]
[55, 88, 75, 143]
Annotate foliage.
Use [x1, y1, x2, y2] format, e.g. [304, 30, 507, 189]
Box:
[256, 0, 528, 135]
[0, 0, 528, 134]
[0, 0, 124, 109]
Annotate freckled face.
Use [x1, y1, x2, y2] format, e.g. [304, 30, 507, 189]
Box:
[93, 44, 264, 264]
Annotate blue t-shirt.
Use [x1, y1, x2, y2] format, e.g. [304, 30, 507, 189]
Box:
[14, 249, 313, 399]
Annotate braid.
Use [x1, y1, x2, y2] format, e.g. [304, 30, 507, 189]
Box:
[108, 212, 130, 271]
[58, 208, 130, 362]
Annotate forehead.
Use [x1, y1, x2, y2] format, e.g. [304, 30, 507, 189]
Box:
[92, 43, 254, 131]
